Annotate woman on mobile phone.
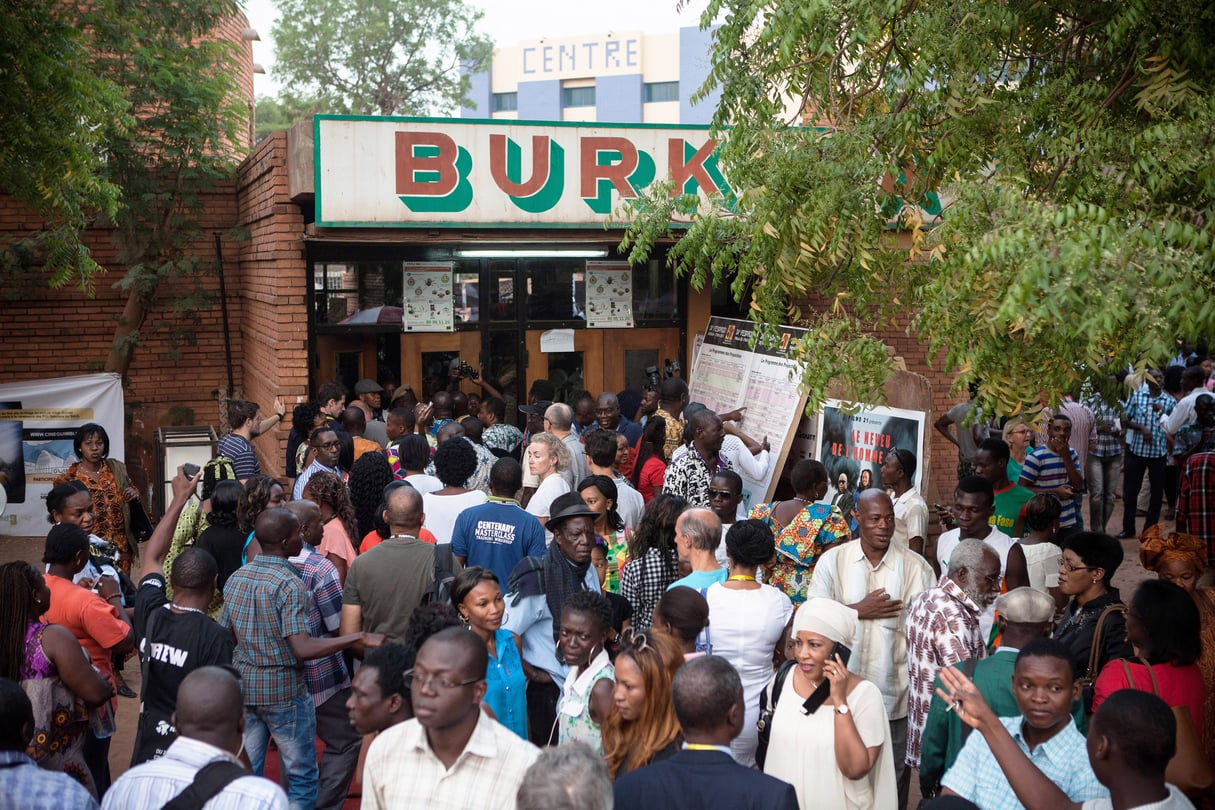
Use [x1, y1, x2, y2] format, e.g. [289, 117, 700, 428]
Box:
[762, 597, 896, 810]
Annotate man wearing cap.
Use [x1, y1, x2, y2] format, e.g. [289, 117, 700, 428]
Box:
[352, 379, 389, 447]
[807, 489, 934, 810]
[904, 539, 1001, 774]
[503, 492, 601, 745]
[664, 409, 732, 508]
[918, 586, 1070, 796]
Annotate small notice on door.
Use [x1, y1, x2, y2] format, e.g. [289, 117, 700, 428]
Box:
[402, 263, 454, 332]
[585, 262, 633, 328]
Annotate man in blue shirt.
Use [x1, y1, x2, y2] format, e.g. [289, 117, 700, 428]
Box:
[667, 507, 727, 591]
[452, 458, 547, 585]
[1119, 369, 1174, 538]
[940, 638, 1107, 809]
[0, 678, 98, 809]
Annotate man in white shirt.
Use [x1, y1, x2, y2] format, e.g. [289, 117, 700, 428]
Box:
[103, 666, 287, 810]
[808, 489, 934, 810]
[362, 628, 539, 810]
[935, 475, 1029, 641]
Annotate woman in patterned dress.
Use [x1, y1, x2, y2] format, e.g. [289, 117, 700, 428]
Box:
[53, 423, 139, 576]
[749, 460, 851, 606]
[0, 562, 114, 798]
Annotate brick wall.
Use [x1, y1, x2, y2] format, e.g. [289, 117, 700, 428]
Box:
[0, 190, 244, 496]
[235, 132, 310, 477]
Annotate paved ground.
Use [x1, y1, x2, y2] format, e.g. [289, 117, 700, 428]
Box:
[2, 498, 1156, 801]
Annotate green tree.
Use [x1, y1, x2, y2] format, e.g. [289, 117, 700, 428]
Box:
[255, 94, 324, 141]
[270, 0, 494, 117]
[84, 0, 248, 377]
[622, 0, 1215, 416]
[0, 1, 128, 290]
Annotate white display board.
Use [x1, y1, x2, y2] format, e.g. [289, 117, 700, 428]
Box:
[0, 373, 125, 536]
[688, 317, 808, 514]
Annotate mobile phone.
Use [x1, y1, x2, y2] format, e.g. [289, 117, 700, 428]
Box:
[801, 642, 852, 715]
[182, 463, 200, 478]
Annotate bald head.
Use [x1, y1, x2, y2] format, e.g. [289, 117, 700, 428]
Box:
[544, 402, 573, 432]
[436, 421, 465, 444]
[173, 666, 244, 753]
[286, 498, 320, 524]
[385, 485, 424, 531]
[254, 507, 300, 555]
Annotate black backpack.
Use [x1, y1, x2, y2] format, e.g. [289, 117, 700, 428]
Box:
[424, 543, 456, 606]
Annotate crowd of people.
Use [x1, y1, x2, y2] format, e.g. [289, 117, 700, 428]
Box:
[3, 355, 1215, 810]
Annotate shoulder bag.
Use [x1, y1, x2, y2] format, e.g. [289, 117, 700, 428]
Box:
[1119, 659, 1215, 798]
[1078, 602, 1122, 709]
[755, 659, 796, 770]
[161, 759, 249, 810]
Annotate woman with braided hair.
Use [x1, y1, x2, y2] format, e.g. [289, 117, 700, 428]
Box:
[1138, 526, 1215, 767]
[302, 470, 359, 585]
[233, 473, 286, 564]
[0, 561, 113, 797]
[348, 451, 395, 547]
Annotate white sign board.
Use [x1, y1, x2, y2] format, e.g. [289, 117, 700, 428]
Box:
[402, 263, 455, 332]
[0, 373, 125, 537]
[315, 117, 731, 228]
[585, 262, 633, 328]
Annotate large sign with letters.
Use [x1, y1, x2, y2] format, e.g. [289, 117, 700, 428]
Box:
[315, 116, 732, 228]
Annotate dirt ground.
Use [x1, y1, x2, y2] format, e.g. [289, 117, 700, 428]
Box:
[1, 498, 1156, 797]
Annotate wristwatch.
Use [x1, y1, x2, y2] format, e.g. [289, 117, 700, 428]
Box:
[835, 703, 851, 715]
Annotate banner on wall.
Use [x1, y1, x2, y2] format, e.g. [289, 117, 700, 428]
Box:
[0, 373, 125, 537]
[402, 262, 455, 332]
[815, 400, 926, 499]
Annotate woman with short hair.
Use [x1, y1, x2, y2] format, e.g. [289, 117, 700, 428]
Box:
[525, 432, 572, 538]
[52, 423, 140, 575]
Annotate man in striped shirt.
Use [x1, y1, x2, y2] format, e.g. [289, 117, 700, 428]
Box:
[1019, 414, 1084, 538]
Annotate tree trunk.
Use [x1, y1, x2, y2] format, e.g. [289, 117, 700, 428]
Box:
[103, 286, 147, 378]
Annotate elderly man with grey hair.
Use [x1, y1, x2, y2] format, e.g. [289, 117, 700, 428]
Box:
[544, 402, 589, 487]
[516, 742, 613, 810]
[903, 538, 1001, 771]
[666, 507, 726, 592]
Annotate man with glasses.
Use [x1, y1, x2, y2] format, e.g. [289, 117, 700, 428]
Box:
[293, 427, 344, 500]
[903, 539, 1001, 775]
[362, 628, 539, 809]
[708, 470, 744, 567]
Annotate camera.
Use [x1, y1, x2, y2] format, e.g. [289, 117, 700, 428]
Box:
[645, 366, 661, 390]
[454, 360, 480, 381]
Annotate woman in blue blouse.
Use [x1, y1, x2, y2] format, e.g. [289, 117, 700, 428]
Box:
[451, 567, 528, 738]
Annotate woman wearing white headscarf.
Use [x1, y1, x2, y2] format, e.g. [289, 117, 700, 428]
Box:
[762, 597, 897, 810]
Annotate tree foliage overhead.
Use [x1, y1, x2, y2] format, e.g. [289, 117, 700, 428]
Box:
[271, 0, 494, 117]
[621, 0, 1215, 417]
[1, 0, 249, 378]
[0, 1, 128, 290]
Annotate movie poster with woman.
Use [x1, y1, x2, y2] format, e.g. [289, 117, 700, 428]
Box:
[816, 401, 926, 500]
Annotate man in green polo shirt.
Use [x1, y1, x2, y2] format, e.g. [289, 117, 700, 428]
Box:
[974, 438, 1034, 537]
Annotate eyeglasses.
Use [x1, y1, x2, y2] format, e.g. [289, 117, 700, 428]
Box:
[707, 489, 738, 499]
[1059, 561, 1095, 574]
[403, 668, 482, 692]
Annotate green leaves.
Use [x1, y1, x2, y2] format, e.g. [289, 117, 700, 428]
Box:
[621, 0, 1215, 416]
[270, 0, 494, 117]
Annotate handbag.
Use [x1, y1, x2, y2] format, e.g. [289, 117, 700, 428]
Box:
[1076, 604, 1127, 697]
[1120, 659, 1215, 798]
[105, 457, 153, 543]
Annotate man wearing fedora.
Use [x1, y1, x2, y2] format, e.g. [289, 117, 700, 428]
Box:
[503, 492, 601, 746]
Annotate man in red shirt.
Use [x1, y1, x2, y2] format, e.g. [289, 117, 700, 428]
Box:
[41, 522, 134, 794]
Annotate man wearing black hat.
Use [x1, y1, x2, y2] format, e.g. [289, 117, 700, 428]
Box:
[503, 492, 601, 746]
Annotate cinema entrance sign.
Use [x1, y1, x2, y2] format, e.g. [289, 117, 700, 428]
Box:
[314, 116, 732, 228]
